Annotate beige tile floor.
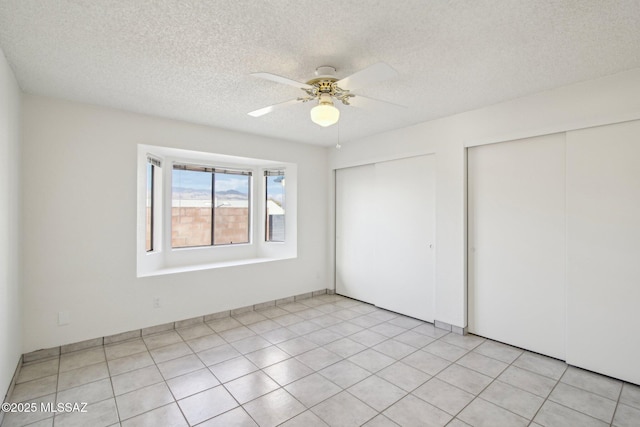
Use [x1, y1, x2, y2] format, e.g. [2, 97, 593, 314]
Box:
[2, 294, 639, 426]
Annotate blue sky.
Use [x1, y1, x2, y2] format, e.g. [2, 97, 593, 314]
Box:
[171, 169, 284, 198]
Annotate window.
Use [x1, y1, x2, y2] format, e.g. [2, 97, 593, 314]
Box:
[171, 164, 251, 248]
[265, 171, 285, 242]
[138, 144, 297, 277]
[146, 156, 161, 252]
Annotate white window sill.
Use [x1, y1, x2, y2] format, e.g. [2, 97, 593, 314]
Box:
[137, 255, 297, 277]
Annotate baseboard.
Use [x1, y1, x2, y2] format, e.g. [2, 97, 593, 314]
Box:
[434, 320, 467, 335]
[22, 288, 332, 363]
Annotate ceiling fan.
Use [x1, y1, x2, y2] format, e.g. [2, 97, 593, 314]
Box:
[248, 62, 404, 127]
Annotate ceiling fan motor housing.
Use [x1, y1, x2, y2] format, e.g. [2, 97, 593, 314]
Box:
[302, 66, 353, 105]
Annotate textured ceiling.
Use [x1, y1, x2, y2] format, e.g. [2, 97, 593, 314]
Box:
[1, 1, 640, 146]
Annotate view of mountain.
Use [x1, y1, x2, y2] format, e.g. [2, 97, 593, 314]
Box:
[172, 187, 248, 201]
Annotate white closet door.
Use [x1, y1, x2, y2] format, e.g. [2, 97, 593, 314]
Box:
[336, 155, 435, 321]
[374, 155, 435, 321]
[468, 134, 566, 359]
[566, 120, 640, 385]
[335, 164, 378, 305]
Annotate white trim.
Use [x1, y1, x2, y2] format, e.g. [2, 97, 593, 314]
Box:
[464, 112, 640, 148]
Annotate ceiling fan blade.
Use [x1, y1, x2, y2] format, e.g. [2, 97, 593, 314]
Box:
[336, 62, 398, 91]
[251, 72, 313, 90]
[348, 94, 407, 110]
[248, 98, 301, 117]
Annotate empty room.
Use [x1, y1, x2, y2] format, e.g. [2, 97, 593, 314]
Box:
[1, 1, 640, 426]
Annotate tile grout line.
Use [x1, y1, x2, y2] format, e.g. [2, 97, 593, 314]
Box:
[217, 376, 261, 427]
[186, 298, 338, 425]
[114, 333, 147, 425]
[439, 330, 630, 422]
[129, 324, 217, 424]
[101, 344, 122, 426]
[203, 303, 415, 425]
[53, 353, 60, 424]
[524, 361, 566, 427]
[610, 381, 625, 426]
[526, 364, 612, 427]
[196, 297, 362, 425]
[274, 307, 413, 425]
[441, 344, 534, 426]
[313, 318, 456, 424]
[350, 324, 488, 424]
[412, 339, 488, 425]
[107, 329, 181, 425]
[150, 329, 199, 427]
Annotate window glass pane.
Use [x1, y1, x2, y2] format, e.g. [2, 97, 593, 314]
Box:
[172, 169, 212, 248]
[146, 163, 153, 251]
[214, 172, 250, 245]
[266, 174, 285, 242]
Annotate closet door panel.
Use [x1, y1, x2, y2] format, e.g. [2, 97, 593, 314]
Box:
[335, 164, 378, 304]
[374, 155, 435, 321]
[468, 134, 566, 359]
[566, 120, 640, 385]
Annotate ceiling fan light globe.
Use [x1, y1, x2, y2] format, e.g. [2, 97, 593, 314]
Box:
[310, 104, 340, 127]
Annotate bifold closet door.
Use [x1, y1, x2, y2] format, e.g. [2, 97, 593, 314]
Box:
[468, 134, 566, 359]
[566, 120, 640, 385]
[336, 155, 435, 321]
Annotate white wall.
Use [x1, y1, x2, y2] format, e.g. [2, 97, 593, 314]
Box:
[329, 68, 640, 329]
[0, 49, 22, 396]
[21, 95, 329, 352]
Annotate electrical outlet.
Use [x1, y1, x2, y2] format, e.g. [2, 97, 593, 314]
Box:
[153, 297, 161, 309]
[58, 311, 70, 326]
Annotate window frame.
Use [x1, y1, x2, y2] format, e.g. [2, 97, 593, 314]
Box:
[171, 162, 253, 249]
[146, 155, 162, 253]
[264, 170, 285, 243]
